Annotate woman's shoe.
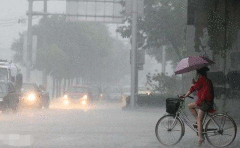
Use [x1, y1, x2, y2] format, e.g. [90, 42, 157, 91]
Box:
[198, 138, 205, 147]
[193, 122, 198, 128]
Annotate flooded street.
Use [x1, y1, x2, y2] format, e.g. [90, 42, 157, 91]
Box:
[0, 101, 237, 148]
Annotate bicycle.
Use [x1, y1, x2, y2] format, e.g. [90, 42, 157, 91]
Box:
[155, 96, 237, 147]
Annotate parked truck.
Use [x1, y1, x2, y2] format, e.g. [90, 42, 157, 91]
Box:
[0, 60, 23, 91]
[0, 60, 23, 112]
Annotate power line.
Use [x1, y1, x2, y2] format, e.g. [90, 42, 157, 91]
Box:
[0, 16, 40, 27]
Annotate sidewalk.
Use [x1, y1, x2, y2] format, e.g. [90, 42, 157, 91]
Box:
[123, 98, 240, 123]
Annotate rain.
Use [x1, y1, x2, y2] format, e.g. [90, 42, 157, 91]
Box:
[0, 0, 239, 147]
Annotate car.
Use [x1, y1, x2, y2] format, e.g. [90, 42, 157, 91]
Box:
[0, 82, 19, 112]
[102, 86, 122, 102]
[89, 85, 103, 100]
[63, 85, 93, 106]
[121, 86, 131, 103]
[20, 83, 49, 109]
[138, 87, 152, 95]
[38, 84, 50, 108]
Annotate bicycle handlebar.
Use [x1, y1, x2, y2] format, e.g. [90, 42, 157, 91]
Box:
[178, 95, 194, 99]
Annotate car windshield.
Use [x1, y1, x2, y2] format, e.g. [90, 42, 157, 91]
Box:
[22, 84, 38, 91]
[68, 87, 89, 93]
[0, 68, 8, 82]
[90, 87, 100, 93]
[104, 87, 121, 93]
[0, 83, 7, 96]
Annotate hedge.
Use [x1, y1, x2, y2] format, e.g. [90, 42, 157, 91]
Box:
[125, 94, 177, 107]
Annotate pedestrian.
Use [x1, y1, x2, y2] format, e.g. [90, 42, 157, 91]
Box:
[180, 66, 214, 147]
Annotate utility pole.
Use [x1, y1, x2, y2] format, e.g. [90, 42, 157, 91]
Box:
[43, 0, 48, 89]
[130, 0, 138, 108]
[162, 45, 166, 75]
[26, 0, 33, 82]
[222, 0, 228, 111]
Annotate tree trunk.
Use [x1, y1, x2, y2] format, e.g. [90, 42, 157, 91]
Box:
[52, 78, 55, 99]
[63, 78, 66, 93]
[42, 69, 48, 90]
[76, 76, 79, 85]
[56, 79, 59, 98]
[172, 43, 183, 60]
[70, 78, 73, 86]
[59, 79, 62, 97]
[68, 79, 70, 88]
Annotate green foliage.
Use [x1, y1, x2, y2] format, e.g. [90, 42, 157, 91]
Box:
[11, 16, 130, 84]
[146, 72, 182, 95]
[125, 93, 176, 107]
[117, 0, 188, 63]
[37, 44, 70, 79]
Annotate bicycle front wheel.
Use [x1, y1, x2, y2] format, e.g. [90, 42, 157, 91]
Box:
[155, 115, 184, 146]
[205, 114, 237, 147]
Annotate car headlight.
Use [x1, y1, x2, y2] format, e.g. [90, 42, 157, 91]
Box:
[82, 95, 88, 100]
[64, 100, 69, 105]
[82, 100, 87, 105]
[63, 94, 68, 99]
[0, 98, 3, 102]
[27, 94, 36, 101]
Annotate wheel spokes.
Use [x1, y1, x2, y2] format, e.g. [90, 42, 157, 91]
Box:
[205, 115, 236, 147]
[156, 115, 183, 146]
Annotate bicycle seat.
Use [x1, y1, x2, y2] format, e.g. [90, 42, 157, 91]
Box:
[208, 109, 216, 114]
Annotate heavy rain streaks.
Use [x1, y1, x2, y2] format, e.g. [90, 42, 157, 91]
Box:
[0, 0, 239, 148]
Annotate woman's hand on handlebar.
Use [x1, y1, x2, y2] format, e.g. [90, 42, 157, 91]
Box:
[179, 95, 185, 98]
[178, 94, 186, 99]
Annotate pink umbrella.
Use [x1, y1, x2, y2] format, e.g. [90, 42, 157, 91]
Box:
[174, 56, 215, 75]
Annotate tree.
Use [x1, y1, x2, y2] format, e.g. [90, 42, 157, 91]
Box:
[11, 16, 130, 87]
[117, 0, 188, 64]
[146, 72, 182, 95]
[37, 44, 70, 79]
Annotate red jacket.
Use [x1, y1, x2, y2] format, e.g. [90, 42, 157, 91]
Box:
[189, 76, 214, 106]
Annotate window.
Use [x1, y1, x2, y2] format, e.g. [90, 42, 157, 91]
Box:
[68, 87, 89, 93]
[0, 68, 8, 82]
[0, 83, 7, 93]
[8, 83, 15, 93]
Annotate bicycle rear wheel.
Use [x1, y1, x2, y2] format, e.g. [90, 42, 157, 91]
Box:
[205, 114, 237, 147]
[155, 115, 184, 146]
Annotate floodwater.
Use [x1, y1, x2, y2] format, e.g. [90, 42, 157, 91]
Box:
[0, 100, 238, 148]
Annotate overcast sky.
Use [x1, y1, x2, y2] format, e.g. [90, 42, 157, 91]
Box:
[0, 0, 124, 49]
[0, 0, 75, 49]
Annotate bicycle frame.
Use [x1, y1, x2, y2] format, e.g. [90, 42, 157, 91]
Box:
[157, 98, 237, 147]
[172, 99, 222, 135]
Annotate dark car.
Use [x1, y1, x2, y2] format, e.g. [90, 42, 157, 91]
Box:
[63, 85, 93, 106]
[102, 86, 122, 102]
[0, 82, 19, 112]
[89, 85, 103, 100]
[20, 83, 49, 109]
[39, 85, 50, 108]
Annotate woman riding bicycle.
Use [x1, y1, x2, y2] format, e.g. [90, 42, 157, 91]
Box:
[180, 66, 214, 147]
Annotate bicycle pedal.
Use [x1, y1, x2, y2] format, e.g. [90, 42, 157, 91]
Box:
[193, 124, 198, 128]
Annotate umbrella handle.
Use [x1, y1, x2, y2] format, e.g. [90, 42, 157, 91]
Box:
[188, 96, 194, 99]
